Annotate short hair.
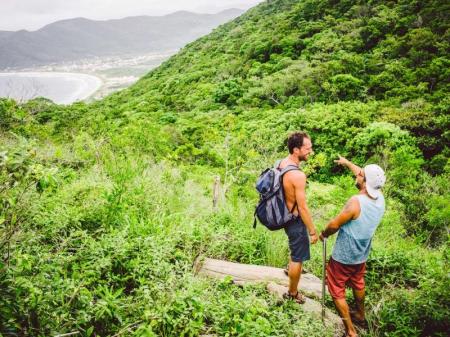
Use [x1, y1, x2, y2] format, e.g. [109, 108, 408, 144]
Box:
[287, 132, 310, 154]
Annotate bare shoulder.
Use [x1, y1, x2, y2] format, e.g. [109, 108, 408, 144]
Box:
[285, 169, 306, 185]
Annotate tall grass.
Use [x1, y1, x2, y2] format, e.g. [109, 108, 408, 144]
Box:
[1, 135, 447, 336]
[1, 142, 338, 336]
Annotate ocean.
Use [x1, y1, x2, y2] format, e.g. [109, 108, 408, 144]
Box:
[0, 72, 102, 104]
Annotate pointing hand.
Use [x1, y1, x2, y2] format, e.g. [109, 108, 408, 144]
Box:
[334, 154, 348, 166]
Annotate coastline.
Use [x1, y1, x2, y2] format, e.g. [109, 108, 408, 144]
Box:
[0, 72, 103, 104]
[0, 51, 175, 103]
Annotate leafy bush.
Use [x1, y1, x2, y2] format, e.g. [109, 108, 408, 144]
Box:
[324, 74, 366, 101]
[213, 79, 244, 106]
[0, 98, 18, 129]
[372, 269, 449, 337]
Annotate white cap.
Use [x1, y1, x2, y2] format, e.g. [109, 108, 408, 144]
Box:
[364, 164, 386, 199]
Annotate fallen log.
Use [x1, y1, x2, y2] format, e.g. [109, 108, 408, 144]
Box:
[196, 258, 322, 299]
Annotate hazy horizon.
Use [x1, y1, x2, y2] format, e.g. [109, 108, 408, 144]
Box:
[1, 0, 263, 31]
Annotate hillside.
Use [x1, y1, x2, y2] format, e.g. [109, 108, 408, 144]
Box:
[114, 0, 448, 159]
[0, 9, 243, 69]
[0, 0, 449, 336]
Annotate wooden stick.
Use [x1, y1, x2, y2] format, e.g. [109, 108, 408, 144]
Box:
[322, 238, 327, 323]
[213, 176, 220, 210]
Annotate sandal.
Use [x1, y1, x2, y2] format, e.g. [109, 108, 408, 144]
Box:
[283, 291, 306, 304]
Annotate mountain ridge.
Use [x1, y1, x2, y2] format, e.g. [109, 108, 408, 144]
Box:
[0, 9, 244, 69]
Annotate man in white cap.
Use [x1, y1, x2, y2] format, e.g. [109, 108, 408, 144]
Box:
[319, 156, 386, 337]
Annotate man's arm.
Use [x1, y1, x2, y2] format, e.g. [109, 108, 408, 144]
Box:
[293, 171, 318, 244]
[335, 155, 362, 177]
[320, 197, 359, 240]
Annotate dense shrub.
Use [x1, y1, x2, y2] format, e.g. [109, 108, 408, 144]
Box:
[0, 98, 18, 129]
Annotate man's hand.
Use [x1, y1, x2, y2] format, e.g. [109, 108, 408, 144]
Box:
[334, 155, 349, 167]
[334, 155, 361, 177]
[309, 232, 318, 244]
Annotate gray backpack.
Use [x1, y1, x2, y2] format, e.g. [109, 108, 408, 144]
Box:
[253, 162, 299, 230]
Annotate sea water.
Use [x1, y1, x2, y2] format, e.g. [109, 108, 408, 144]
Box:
[0, 72, 102, 104]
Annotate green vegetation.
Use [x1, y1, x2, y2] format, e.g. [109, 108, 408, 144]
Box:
[1, 0, 449, 336]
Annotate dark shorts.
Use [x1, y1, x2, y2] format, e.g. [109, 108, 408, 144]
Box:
[326, 257, 366, 299]
[284, 218, 310, 263]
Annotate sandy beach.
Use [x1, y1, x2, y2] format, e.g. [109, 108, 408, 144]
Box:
[0, 72, 103, 104]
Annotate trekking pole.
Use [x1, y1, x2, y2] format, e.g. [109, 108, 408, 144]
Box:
[322, 237, 327, 323]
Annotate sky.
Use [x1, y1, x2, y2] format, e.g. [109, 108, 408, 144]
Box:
[1, 0, 264, 31]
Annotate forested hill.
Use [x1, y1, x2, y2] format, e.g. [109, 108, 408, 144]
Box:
[85, 0, 449, 170]
[1, 0, 449, 336]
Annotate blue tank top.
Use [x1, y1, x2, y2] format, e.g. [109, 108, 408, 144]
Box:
[332, 194, 385, 265]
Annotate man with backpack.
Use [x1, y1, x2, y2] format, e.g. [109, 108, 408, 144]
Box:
[277, 132, 318, 303]
[254, 131, 317, 303]
[319, 156, 386, 337]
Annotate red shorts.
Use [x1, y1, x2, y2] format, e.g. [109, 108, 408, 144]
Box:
[326, 257, 366, 299]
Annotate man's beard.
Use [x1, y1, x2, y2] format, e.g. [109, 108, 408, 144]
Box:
[298, 154, 307, 162]
[355, 181, 362, 190]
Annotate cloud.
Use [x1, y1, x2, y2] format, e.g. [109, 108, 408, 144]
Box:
[0, 0, 263, 31]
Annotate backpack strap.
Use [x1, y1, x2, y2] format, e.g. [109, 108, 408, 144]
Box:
[290, 201, 298, 214]
[274, 159, 298, 171]
[280, 165, 298, 175]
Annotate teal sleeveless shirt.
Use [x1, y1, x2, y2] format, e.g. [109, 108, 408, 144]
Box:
[332, 194, 385, 265]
